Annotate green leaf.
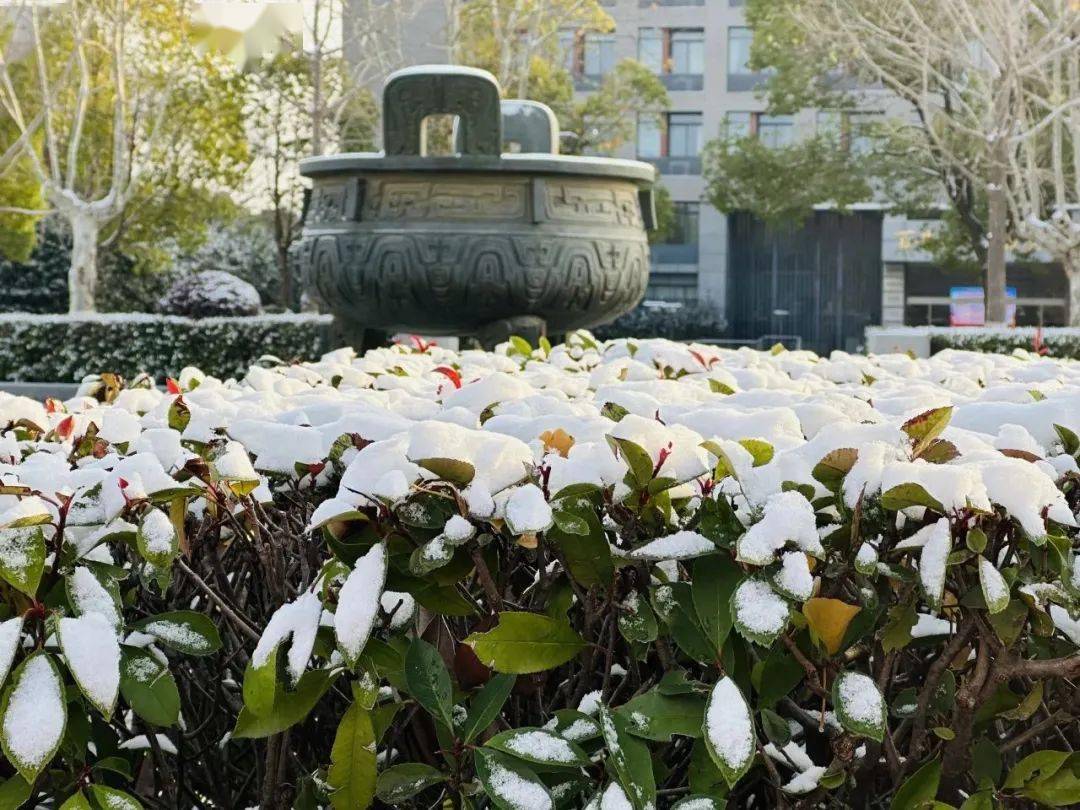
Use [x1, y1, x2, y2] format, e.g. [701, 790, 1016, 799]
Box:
[692, 554, 742, 655]
[903, 407, 953, 457]
[1053, 424, 1079, 456]
[460, 673, 516, 743]
[966, 528, 988, 554]
[755, 646, 804, 708]
[760, 707, 791, 746]
[833, 671, 885, 742]
[508, 335, 533, 357]
[738, 439, 774, 467]
[617, 689, 706, 741]
[59, 793, 91, 810]
[618, 590, 658, 644]
[0, 527, 45, 597]
[880, 483, 944, 513]
[415, 457, 475, 485]
[232, 667, 338, 739]
[551, 509, 588, 536]
[464, 612, 586, 674]
[0, 653, 66, 782]
[136, 508, 179, 569]
[614, 438, 654, 488]
[544, 709, 600, 743]
[959, 791, 994, 810]
[1021, 752, 1080, 807]
[327, 700, 376, 810]
[673, 798, 725, 810]
[1003, 750, 1071, 789]
[599, 704, 656, 810]
[546, 502, 613, 588]
[88, 786, 142, 810]
[376, 763, 445, 804]
[475, 748, 553, 810]
[891, 760, 941, 810]
[731, 579, 790, 647]
[702, 676, 755, 788]
[812, 448, 858, 491]
[393, 573, 477, 617]
[0, 775, 31, 810]
[404, 639, 455, 728]
[485, 727, 591, 768]
[132, 610, 223, 656]
[120, 648, 180, 728]
[654, 583, 716, 664]
[978, 558, 1010, 614]
[988, 599, 1028, 647]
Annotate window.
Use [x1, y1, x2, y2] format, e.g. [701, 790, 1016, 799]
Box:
[725, 112, 794, 147]
[670, 29, 704, 74]
[638, 28, 704, 75]
[583, 33, 616, 76]
[847, 112, 881, 154]
[727, 26, 753, 75]
[816, 110, 881, 153]
[669, 202, 700, 245]
[558, 29, 577, 73]
[636, 115, 663, 158]
[724, 112, 753, 140]
[668, 113, 702, 157]
[638, 28, 663, 73]
[757, 114, 794, 148]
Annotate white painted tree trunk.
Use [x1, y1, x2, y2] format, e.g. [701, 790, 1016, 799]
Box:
[1067, 257, 1080, 328]
[68, 211, 99, 313]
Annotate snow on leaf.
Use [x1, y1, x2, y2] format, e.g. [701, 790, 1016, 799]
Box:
[833, 671, 886, 742]
[703, 676, 755, 787]
[732, 578, 790, 647]
[59, 613, 121, 719]
[0, 653, 67, 781]
[335, 543, 387, 664]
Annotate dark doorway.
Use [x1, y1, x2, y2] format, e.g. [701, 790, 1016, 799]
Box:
[728, 211, 883, 353]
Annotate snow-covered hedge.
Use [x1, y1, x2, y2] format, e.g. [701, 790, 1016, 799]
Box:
[0, 312, 332, 381]
[868, 326, 1080, 359]
[0, 335, 1079, 808]
[929, 328, 1080, 359]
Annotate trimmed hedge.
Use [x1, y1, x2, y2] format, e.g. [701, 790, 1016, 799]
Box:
[593, 301, 728, 342]
[0, 312, 334, 382]
[928, 327, 1080, 358]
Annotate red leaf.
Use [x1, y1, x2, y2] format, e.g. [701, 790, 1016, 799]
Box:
[433, 366, 462, 389]
[45, 398, 63, 414]
[308, 462, 326, 477]
[118, 477, 130, 490]
[56, 415, 75, 440]
[166, 378, 182, 395]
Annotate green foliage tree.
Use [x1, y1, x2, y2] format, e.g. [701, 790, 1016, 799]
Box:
[0, 0, 248, 311]
[451, 1, 668, 158]
[703, 133, 872, 226]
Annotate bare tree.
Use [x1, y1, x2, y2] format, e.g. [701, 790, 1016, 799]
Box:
[306, 0, 426, 155]
[784, 0, 1080, 324]
[1003, 0, 1080, 324]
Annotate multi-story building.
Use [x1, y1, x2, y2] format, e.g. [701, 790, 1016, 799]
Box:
[346, 0, 1069, 351]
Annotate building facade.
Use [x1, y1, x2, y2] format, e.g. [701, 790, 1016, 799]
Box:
[346, 0, 1069, 351]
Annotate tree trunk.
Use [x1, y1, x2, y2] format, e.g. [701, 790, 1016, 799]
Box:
[68, 210, 99, 313]
[985, 148, 1008, 325]
[1067, 256, 1080, 327]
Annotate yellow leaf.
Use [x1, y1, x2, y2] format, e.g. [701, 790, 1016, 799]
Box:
[540, 428, 575, 459]
[517, 532, 538, 549]
[803, 598, 861, 655]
